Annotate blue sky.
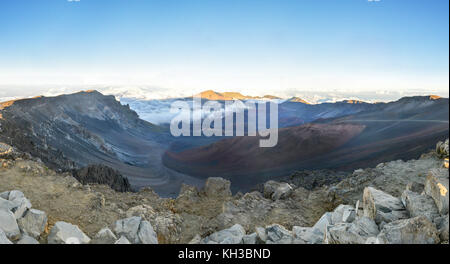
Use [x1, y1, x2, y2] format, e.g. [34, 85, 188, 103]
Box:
[0, 0, 448, 98]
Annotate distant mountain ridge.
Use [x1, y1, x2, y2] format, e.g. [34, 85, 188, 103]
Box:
[0, 90, 448, 195]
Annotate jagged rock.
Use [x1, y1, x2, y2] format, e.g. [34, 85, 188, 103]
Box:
[91, 228, 117, 244]
[125, 204, 155, 219]
[8, 190, 24, 201]
[114, 216, 142, 244]
[0, 228, 13, 244]
[424, 169, 449, 215]
[363, 187, 408, 224]
[114, 216, 158, 244]
[0, 197, 14, 211]
[16, 235, 39, 244]
[48, 221, 91, 244]
[406, 182, 425, 194]
[202, 224, 246, 244]
[255, 227, 267, 243]
[151, 212, 182, 244]
[217, 192, 273, 231]
[331, 204, 354, 224]
[0, 191, 9, 200]
[17, 209, 47, 239]
[377, 216, 440, 244]
[0, 209, 20, 241]
[401, 190, 439, 221]
[325, 217, 379, 244]
[0, 195, 31, 219]
[114, 236, 131, 244]
[242, 233, 258, 244]
[203, 177, 232, 198]
[434, 215, 449, 242]
[342, 208, 356, 223]
[292, 226, 324, 244]
[436, 139, 449, 158]
[11, 197, 32, 219]
[312, 212, 333, 235]
[265, 224, 294, 244]
[263, 181, 293, 200]
[72, 164, 131, 192]
[137, 220, 158, 244]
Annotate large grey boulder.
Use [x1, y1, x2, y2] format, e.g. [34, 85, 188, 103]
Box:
[424, 169, 449, 215]
[377, 216, 440, 244]
[401, 190, 439, 221]
[363, 187, 408, 224]
[0, 228, 13, 244]
[263, 181, 293, 200]
[292, 226, 324, 244]
[114, 216, 141, 244]
[325, 217, 379, 244]
[203, 224, 246, 244]
[17, 209, 47, 239]
[16, 235, 39, 244]
[91, 228, 117, 244]
[138, 220, 158, 244]
[48, 221, 91, 244]
[114, 216, 158, 244]
[265, 224, 294, 244]
[0, 209, 21, 241]
[203, 177, 232, 198]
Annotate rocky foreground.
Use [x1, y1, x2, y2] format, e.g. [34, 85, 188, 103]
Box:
[0, 139, 448, 244]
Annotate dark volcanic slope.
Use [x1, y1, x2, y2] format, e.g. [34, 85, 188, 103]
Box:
[0, 91, 203, 196]
[163, 96, 449, 192]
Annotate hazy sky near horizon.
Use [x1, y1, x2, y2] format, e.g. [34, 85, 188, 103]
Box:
[0, 0, 449, 98]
